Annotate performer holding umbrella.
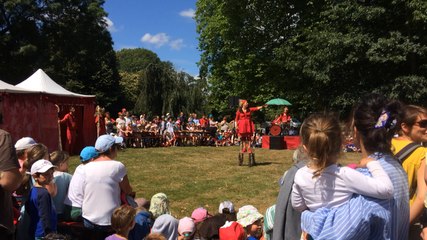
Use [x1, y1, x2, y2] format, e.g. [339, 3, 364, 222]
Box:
[235, 99, 267, 166]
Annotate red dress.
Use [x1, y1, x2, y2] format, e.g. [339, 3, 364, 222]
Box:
[235, 107, 259, 137]
[60, 113, 77, 154]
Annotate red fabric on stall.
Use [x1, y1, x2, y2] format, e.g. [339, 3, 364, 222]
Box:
[0, 92, 95, 155]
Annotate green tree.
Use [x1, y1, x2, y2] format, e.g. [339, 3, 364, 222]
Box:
[196, 0, 427, 118]
[116, 48, 208, 117]
[0, 0, 121, 109]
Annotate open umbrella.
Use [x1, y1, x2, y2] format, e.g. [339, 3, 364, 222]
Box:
[266, 98, 292, 106]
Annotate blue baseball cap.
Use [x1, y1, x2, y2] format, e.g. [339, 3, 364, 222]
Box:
[95, 135, 123, 153]
[79, 146, 99, 162]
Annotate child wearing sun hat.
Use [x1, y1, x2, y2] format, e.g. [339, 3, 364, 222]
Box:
[237, 205, 264, 240]
[178, 217, 195, 240]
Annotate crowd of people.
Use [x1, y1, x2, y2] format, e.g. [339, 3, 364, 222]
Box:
[99, 109, 239, 148]
[1, 93, 427, 240]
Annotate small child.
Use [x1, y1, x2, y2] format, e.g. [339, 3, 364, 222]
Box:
[291, 113, 394, 212]
[128, 198, 153, 240]
[145, 233, 167, 240]
[178, 217, 195, 240]
[26, 159, 57, 239]
[49, 150, 72, 220]
[236, 205, 264, 240]
[105, 205, 137, 240]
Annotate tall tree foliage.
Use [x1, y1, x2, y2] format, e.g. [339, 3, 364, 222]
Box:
[196, 0, 427, 117]
[0, 0, 121, 109]
[116, 48, 208, 118]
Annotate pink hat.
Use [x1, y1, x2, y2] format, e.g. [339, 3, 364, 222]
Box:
[219, 221, 245, 240]
[178, 217, 195, 236]
[191, 207, 211, 224]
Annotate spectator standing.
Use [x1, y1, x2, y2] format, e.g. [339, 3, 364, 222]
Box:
[14, 137, 37, 174]
[392, 105, 427, 238]
[63, 146, 98, 221]
[59, 106, 77, 154]
[82, 135, 133, 239]
[0, 130, 22, 240]
[26, 160, 57, 239]
[49, 150, 72, 220]
[300, 94, 409, 239]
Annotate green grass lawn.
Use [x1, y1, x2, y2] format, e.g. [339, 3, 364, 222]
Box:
[68, 146, 361, 218]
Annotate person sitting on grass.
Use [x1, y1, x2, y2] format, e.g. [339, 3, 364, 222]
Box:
[236, 205, 264, 240]
[149, 193, 170, 220]
[151, 214, 179, 240]
[145, 233, 167, 240]
[26, 159, 57, 239]
[105, 205, 137, 240]
[128, 198, 153, 240]
[198, 200, 236, 239]
[178, 217, 195, 240]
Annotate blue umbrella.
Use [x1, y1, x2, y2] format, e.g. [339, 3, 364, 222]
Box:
[266, 98, 292, 106]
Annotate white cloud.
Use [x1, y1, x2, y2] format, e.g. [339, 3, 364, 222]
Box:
[179, 8, 195, 18]
[141, 33, 170, 48]
[103, 17, 117, 32]
[169, 39, 185, 50]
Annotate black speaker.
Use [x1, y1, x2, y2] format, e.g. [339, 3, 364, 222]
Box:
[270, 136, 285, 150]
[228, 96, 240, 108]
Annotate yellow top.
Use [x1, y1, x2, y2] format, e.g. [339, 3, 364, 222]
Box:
[391, 138, 426, 205]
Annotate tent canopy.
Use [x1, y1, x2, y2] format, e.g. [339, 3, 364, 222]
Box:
[16, 69, 95, 97]
[0, 80, 33, 93]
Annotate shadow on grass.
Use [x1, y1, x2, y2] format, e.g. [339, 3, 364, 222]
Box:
[239, 162, 272, 167]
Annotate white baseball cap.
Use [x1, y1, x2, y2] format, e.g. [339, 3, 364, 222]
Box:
[30, 159, 56, 175]
[15, 137, 37, 150]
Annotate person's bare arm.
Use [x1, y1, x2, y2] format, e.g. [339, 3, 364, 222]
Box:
[119, 174, 133, 195]
[410, 159, 427, 223]
[0, 168, 22, 192]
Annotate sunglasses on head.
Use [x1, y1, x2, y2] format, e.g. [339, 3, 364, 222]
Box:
[415, 120, 427, 128]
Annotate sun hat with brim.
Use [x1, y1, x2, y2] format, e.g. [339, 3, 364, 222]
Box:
[30, 159, 56, 175]
[15, 137, 37, 150]
[236, 205, 263, 227]
[95, 135, 123, 153]
[178, 217, 195, 236]
[80, 146, 99, 162]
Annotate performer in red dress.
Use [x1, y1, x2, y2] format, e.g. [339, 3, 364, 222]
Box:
[235, 99, 267, 166]
[280, 106, 291, 124]
[59, 106, 77, 154]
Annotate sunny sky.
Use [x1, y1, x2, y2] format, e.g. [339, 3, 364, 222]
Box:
[103, 0, 200, 77]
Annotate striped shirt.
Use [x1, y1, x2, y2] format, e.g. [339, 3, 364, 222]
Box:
[301, 153, 409, 240]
